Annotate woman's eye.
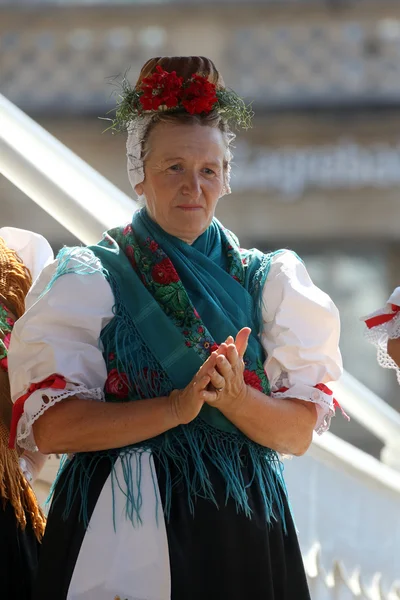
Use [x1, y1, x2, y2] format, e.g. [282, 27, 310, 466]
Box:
[203, 168, 216, 176]
[168, 164, 182, 172]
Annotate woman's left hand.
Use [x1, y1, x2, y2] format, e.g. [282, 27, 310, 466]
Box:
[206, 327, 251, 412]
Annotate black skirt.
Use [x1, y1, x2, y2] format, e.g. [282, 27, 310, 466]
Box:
[33, 452, 310, 600]
[0, 501, 41, 600]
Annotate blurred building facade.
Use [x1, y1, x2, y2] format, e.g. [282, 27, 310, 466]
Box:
[1, 0, 400, 455]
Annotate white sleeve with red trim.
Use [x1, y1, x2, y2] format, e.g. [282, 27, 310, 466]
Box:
[362, 287, 400, 384]
[8, 251, 115, 451]
[260, 250, 343, 435]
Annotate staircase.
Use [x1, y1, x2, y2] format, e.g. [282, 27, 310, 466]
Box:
[2, 93, 400, 600]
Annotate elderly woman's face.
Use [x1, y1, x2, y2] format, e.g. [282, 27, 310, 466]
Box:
[136, 122, 227, 244]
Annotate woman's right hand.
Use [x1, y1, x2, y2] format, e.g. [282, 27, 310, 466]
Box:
[169, 353, 218, 425]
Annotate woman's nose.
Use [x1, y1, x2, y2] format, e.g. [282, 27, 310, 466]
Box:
[182, 172, 201, 197]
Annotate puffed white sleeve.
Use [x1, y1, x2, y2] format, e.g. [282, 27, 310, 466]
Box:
[8, 250, 115, 451]
[260, 250, 343, 434]
[362, 287, 400, 384]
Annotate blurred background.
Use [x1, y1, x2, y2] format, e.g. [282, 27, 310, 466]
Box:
[1, 0, 400, 458]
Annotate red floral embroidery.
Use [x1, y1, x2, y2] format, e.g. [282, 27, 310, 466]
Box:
[181, 74, 218, 115]
[140, 65, 183, 111]
[210, 343, 219, 353]
[151, 258, 180, 285]
[123, 224, 133, 236]
[243, 370, 263, 392]
[125, 245, 137, 269]
[105, 369, 130, 399]
[149, 240, 159, 252]
[0, 333, 11, 372]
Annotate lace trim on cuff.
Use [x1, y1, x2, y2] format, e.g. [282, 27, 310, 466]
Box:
[364, 311, 400, 385]
[271, 382, 349, 435]
[14, 380, 104, 451]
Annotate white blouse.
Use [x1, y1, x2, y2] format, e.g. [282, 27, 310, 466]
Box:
[362, 287, 400, 384]
[0, 226, 54, 282]
[8, 249, 342, 451]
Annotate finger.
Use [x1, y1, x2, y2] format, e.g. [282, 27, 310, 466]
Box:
[235, 327, 251, 359]
[209, 369, 225, 390]
[196, 375, 211, 390]
[226, 344, 239, 367]
[197, 353, 217, 379]
[217, 342, 228, 356]
[215, 354, 233, 379]
[201, 389, 218, 402]
[225, 335, 234, 345]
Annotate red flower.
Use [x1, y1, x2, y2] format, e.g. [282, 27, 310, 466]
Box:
[181, 74, 217, 115]
[3, 333, 11, 350]
[125, 245, 137, 269]
[197, 326, 204, 334]
[243, 370, 263, 392]
[140, 66, 183, 111]
[0, 356, 8, 372]
[151, 258, 180, 285]
[123, 224, 133, 236]
[149, 240, 159, 252]
[105, 369, 130, 399]
[194, 308, 200, 319]
[108, 352, 115, 362]
[210, 343, 219, 353]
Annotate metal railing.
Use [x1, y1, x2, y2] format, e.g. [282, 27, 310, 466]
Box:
[331, 371, 400, 470]
[0, 94, 134, 245]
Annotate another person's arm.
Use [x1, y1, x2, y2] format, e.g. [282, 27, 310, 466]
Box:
[387, 338, 400, 369]
[363, 286, 400, 379]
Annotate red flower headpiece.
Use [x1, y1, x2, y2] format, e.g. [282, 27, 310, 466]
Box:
[108, 67, 253, 131]
[139, 65, 218, 115]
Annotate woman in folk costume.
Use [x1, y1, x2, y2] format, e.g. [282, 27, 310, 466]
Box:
[363, 287, 400, 380]
[0, 227, 52, 598]
[8, 56, 343, 600]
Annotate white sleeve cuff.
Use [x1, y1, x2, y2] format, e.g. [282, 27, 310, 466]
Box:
[271, 382, 339, 435]
[16, 383, 104, 451]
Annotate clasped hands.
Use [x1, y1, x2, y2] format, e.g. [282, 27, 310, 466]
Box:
[170, 328, 251, 425]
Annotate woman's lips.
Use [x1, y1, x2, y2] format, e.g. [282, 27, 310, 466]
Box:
[177, 205, 203, 211]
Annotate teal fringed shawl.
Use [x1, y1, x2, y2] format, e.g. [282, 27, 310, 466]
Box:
[49, 209, 287, 529]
